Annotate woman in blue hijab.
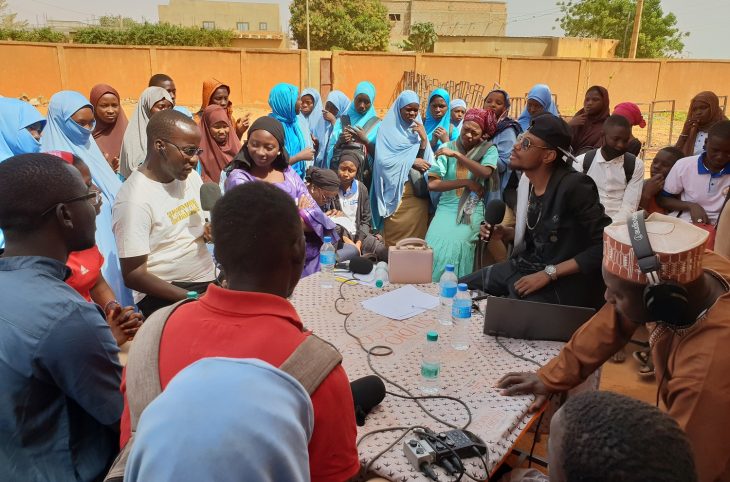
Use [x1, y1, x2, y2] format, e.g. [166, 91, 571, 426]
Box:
[269, 83, 314, 178]
[371, 90, 433, 246]
[298, 88, 325, 155]
[517, 83, 560, 131]
[40, 90, 133, 307]
[450, 98, 467, 134]
[316, 90, 350, 168]
[484, 88, 523, 200]
[0, 98, 45, 162]
[324, 82, 381, 171]
[425, 88, 458, 151]
[125, 358, 313, 482]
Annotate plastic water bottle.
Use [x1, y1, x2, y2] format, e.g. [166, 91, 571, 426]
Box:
[420, 330, 441, 394]
[319, 236, 336, 288]
[374, 261, 389, 288]
[451, 283, 471, 350]
[438, 264, 458, 326]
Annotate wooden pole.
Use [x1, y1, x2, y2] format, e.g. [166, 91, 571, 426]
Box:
[306, 0, 311, 87]
[628, 0, 644, 58]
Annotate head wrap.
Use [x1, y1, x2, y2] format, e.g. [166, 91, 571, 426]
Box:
[198, 104, 242, 183]
[323, 83, 378, 168]
[125, 358, 313, 482]
[603, 212, 708, 285]
[425, 88, 457, 150]
[517, 84, 560, 131]
[40, 90, 132, 306]
[463, 108, 497, 138]
[307, 166, 341, 191]
[571, 85, 611, 155]
[0, 98, 45, 162]
[200, 78, 233, 121]
[119, 86, 173, 179]
[298, 88, 325, 153]
[679, 91, 728, 157]
[90, 84, 128, 161]
[231, 116, 288, 172]
[371, 90, 434, 228]
[339, 150, 361, 170]
[269, 83, 311, 178]
[450, 99, 467, 133]
[613, 102, 646, 128]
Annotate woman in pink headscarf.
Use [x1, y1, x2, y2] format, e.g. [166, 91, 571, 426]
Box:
[613, 102, 646, 156]
[426, 108, 500, 281]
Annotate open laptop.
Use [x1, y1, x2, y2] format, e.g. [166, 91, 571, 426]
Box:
[482, 296, 596, 342]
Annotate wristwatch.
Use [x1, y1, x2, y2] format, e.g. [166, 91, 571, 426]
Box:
[544, 265, 558, 282]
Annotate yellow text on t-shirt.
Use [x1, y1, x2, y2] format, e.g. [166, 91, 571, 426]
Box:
[166, 199, 201, 225]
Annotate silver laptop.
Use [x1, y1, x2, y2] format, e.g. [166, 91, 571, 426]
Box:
[482, 296, 596, 342]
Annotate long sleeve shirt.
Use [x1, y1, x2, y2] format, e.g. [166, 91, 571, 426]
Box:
[539, 251, 730, 482]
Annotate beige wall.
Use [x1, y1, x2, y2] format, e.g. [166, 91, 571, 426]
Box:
[1, 41, 728, 115]
[231, 36, 286, 49]
[159, 0, 280, 32]
[434, 36, 618, 58]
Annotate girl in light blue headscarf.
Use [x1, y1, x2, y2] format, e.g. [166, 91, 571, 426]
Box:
[0, 98, 46, 248]
[425, 88, 458, 151]
[324, 81, 381, 170]
[371, 91, 433, 244]
[450, 99, 467, 134]
[517, 83, 560, 131]
[125, 358, 313, 482]
[298, 88, 325, 152]
[269, 83, 313, 178]
[317, 90, 350, 168]
[40, 90, 133, 307]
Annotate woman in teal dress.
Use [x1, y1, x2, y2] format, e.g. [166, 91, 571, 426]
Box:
[426, 108, 499, 281]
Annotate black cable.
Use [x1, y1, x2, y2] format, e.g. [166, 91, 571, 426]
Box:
[494, 335, 544, 368]
[527, 395, 551, 469]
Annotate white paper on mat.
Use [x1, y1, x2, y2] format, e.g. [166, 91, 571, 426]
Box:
[361, 285, 439, 320]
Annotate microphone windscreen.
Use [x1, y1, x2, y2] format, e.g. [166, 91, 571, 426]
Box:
[351, 375, 386, 425]
[200, 183, 223, 212]
[349, 256, 374, 275]
[484, 199, 506, 226]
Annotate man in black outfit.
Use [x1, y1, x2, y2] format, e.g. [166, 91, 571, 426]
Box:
[460, 114, 611, 309]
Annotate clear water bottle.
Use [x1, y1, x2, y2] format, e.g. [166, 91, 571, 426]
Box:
[319, 236, 336, 288]
[438, 264, 458, 326]
[374, 261, 389, 288]
[420, 330, 441, 394]
[451, 283, 471, 350]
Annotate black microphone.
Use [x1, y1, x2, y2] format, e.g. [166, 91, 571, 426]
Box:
[480, 199, 506, 243]
[200, 183, 223, 214]
[350, 375, 386, 426]
[335, 256, 374, 275]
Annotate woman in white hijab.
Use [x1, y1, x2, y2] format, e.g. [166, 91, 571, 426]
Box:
[119, 86, 173, 179]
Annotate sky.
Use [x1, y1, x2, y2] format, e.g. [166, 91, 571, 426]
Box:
[6, 0, 730, 59]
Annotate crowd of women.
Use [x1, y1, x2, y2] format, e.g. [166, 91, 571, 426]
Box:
[0, 75, 727, 289]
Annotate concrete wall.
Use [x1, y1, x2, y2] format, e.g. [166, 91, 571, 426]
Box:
[1, 41, 728, 114]
[159, 0, 280, 32]
[434, 36, 618, 58]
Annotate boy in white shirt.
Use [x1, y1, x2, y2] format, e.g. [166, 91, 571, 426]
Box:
[113, 110, 216, 316]
[574, 115, 645, 222]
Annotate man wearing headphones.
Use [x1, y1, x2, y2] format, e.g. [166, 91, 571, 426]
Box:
[497, 212, 730, 482]
[112, 110, 216, 317]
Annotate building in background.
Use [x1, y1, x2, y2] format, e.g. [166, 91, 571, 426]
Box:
[434, 35, 619, 58]
[158, 0, 286, 48]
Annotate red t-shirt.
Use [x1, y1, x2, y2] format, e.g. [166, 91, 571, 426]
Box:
[66, 246, 104, 302]
[119, 285, 360, 482]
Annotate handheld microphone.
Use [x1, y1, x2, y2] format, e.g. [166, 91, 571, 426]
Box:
[480, 199, 506, 244]
[348, 256, 375, 275]
[200, 183, 223, 221]
[350, 375, 386, 426]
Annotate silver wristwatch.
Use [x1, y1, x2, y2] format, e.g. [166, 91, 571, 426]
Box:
[544, 265, 557, 281]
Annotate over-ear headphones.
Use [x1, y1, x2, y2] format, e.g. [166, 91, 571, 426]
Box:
[627, 211, 692, 328]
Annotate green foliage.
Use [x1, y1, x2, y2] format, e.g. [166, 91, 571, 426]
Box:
[73, 22, 234, 47]
[0, 27, 65, 42]
[290, 0, 390, 51]
[98, 15, 138, 29]
[0, 0, 27, 29]
[557, 0, 687, 58]
[400, 22, 437, 53]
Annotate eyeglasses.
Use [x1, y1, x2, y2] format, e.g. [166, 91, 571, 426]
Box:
[316, 187, 338, 203]
[40, 190, 101, 217]
[516, 133, 552, 152]
[162, 139, 203, 158]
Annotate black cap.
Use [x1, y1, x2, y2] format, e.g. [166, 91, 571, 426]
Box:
[528, 113, 572, 157]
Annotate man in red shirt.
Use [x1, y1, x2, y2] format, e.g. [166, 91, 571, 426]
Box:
[119, 181, 361, 482]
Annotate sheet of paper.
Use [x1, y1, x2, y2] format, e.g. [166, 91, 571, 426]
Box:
[361, 285, 439, 320]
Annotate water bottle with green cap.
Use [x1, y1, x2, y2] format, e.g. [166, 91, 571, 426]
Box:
[420, 330, 441, 394]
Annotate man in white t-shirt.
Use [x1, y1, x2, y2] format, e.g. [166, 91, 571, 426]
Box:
[574, 115, 645, 222]
[658, 120, 730, 225]
[113, 110, 216, 316]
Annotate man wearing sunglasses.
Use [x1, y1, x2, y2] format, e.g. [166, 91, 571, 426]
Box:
[113, 110, 216, 317]
[460, 113, 611, 310]
[0, 154, 123, 481]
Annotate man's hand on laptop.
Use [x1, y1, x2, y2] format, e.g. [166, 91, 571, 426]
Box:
[496, 372, 552, 413]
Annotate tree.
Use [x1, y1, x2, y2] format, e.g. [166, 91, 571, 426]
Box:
[98, 15, 138, 29]
[556, 0, 688, 58]
[73, 22, 233, 47]
[400, 22, 437, 53]
[289, 0, 390, 51]
[0, 0, 28, 29]
[0, 27, 65, 42]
